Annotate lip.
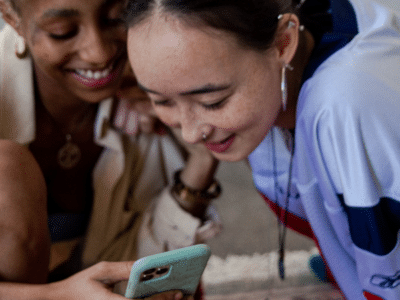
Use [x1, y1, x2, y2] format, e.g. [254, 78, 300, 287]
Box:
[70, 56, 125, 89]
[205, 134, 235, 153]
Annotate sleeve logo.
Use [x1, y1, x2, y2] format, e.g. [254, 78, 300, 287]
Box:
[371, 271, 400, 289]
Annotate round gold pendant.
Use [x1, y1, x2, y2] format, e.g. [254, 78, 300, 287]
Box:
[57, 141, 81, 169]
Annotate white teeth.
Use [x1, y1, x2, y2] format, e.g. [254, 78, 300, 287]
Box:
[76, 66, 113, 79]
[102, 70, 109, 77]
[87, 70, 94, 78]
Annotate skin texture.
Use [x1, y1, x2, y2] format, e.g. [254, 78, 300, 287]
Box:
[0, 0, 215, 299]
[128, 12, 300, 162]
[11, 0, 127, 111]
[0, 141, 198, 299]
[0, 140, 49, 284]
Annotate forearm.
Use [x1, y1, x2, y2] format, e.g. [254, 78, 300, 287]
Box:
[0, 141, 50, 283]
[0, 282, 49, 300]
[0, 229, 49, 283]
[180, 150, 218, 190]
[175, 145, 219, 219]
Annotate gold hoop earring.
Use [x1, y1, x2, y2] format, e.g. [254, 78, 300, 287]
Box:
[15, 37, 29, 59]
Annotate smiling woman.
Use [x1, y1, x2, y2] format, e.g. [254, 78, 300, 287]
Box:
[128, 17, 286, 162]
[126, 0, 400, 299]
[0, 0, 221, 299]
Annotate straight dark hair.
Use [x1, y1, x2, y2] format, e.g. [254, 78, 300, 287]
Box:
[126, 0, 332, 51]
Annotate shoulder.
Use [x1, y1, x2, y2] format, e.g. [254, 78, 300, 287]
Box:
[297, 34, 400, 132]
[299, 0, 400, 120]
[0, 140, 46, 203]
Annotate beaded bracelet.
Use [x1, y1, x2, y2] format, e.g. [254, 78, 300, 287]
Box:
[170, 169, 221, 218]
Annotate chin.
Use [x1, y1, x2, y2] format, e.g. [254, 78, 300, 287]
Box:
[78, 86, 119, 103]
[212, 151, 248, 162]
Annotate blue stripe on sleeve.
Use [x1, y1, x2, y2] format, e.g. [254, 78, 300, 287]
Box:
[338, 195, 400, 256]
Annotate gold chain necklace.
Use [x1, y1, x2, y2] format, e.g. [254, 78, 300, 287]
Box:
[57, 133, 82, 169]
[39, 99, 96, 169]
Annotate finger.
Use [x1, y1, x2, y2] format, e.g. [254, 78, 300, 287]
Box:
[143, 291, 184, 300]
[117, 72, 149, 109]
[129, 98, 157, 117]
[139, 114, 156, 134]
[124, 110, 139, 136]
[88, 261, 134, 285]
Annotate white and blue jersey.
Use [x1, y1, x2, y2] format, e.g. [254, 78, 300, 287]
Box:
[249, 0, 400, 299]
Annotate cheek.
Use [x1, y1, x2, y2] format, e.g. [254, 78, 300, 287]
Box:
[213, 98, 265, 132]
[215, 110, 257, 131]
[30, 45, 68, 72]
[29, 33, 72, 70]
[153, 106, 179, 128]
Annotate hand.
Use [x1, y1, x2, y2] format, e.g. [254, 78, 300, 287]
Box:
[46, 261, 195, 300]
[115, 64, 165, 135]
[46, 261, 132, 300]
[142, 291, 194, 300]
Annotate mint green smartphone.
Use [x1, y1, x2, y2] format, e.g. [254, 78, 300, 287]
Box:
[125, 244, 211, 299]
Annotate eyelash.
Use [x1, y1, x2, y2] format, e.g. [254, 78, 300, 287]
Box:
[204, 94, 232, 110]
[153, 98, 227, 110]
[48, 15, 124, 41]
[49, 29, 77, 40]
[203, 99, 226, 110]
[153, 99, 172, 107]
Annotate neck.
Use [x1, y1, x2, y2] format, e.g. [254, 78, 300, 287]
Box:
[274, 29, 315, 130]
[33, 65, 98, 130]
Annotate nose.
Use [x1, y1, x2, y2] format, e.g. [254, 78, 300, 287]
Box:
[79, 27, 118, 66]
[172, 107, 206, 144]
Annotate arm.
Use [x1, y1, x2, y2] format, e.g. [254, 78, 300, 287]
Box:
[0, 260, 192, 300]
[0, 140, 49, 284]
[169, 127, 220, 219]
[0, 141, 190, 300]
[136, 129, 222, 256]
[298, 67, 400, 300]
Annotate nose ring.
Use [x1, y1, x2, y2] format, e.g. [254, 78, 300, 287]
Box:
[202, 132, 208, 141]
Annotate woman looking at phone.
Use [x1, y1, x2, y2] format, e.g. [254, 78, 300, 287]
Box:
[126, 0, 400, 299]
[0, 0, 220, 298]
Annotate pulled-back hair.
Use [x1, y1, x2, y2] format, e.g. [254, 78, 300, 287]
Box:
[126, 0, 332, 51]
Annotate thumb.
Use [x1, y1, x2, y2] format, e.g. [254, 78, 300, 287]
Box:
[87, 261, 133, 285]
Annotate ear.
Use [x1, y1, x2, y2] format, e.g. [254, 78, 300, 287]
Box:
[0, 0, 23, 36]
[273, 13, 300, 66]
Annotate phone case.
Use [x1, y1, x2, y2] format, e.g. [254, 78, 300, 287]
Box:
[125, 244, 211, 299]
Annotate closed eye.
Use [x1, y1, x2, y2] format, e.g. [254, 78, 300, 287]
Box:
[153, 99, 173, 107]
[49, 29, 78, 40]
[202, 96, 228, 110]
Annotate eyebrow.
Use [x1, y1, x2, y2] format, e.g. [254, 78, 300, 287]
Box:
[137, 83, 231, 96]
[39, 0, 121, 20]
[41, 8, 79, 19]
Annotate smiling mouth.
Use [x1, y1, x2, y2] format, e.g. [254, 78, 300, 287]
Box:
[205, 134, 235, 153]
[75, 65, 114, 80]
[70, 56, 125, 88]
